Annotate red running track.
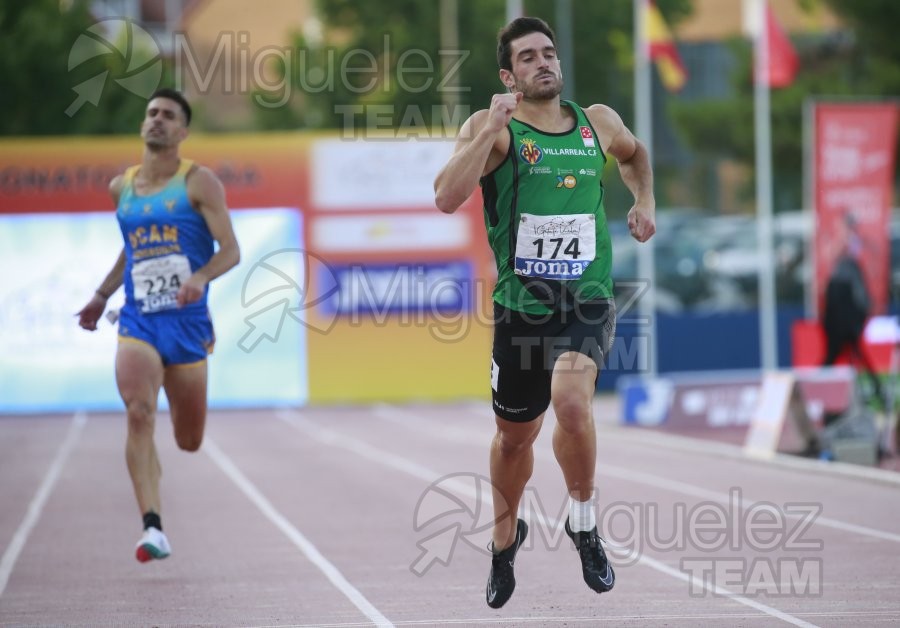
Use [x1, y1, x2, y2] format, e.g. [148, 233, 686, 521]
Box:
[1, 397, 899, 627]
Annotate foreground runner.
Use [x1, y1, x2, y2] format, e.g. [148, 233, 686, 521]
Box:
[434, 17, 655, 607]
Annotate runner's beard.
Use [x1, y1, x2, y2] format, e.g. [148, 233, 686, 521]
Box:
[144, 132, 171, 150]
[517, 73, 563, 100]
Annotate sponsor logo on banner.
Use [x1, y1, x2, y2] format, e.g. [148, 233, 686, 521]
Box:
[580, 126, 595, 147]
[312, 138, 455, 210]
[319, 261, 473, 317]
[813, 103, 899, 317]
[313, 213, 470, 253]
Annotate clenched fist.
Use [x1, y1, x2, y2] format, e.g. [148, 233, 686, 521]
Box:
[485, 92, 523, 133]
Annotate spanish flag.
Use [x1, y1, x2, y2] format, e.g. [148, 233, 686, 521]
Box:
[646, 0, 687, 92]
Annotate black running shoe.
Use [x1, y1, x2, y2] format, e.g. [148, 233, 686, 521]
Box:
[486, 518, 528, 609]
[565, 517, 615, 593]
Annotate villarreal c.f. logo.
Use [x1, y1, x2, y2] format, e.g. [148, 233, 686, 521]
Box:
[519, 138, 543, 165]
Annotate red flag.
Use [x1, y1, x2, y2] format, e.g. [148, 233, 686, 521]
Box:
[763, 3, 798, 88]
[646, 0, 687, 92]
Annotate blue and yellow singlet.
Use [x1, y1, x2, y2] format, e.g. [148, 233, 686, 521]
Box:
[117, 159, 214, 315]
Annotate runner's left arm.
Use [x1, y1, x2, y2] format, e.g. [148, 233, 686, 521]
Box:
[587, 104, 656, 243]
[180, 166, 241, 307]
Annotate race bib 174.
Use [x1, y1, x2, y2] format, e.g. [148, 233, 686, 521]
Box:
[514, 213, 596, 280]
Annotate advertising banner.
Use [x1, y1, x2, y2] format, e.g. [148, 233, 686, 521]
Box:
[0, 209, 307, 412]
[813, 102, 899, 317]
[0, 133, 491, 407]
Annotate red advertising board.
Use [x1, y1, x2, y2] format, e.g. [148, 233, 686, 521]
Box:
[0, 134, 310, 213]
[813, 102, 899, 317]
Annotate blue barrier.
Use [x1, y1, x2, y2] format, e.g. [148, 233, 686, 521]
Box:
[598, 305, 808, 391]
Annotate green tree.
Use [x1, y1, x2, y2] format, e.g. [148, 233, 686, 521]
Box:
[522, 0, 692, 214]
[264, 0, 689, 216]
[0, 0, 173, 136]
[671, 0, 900, 212]
[824, 0, 900, 94]
[298, 0, 689, 128]
[261, 0, 506, 132]
[523, 0, 691, 123]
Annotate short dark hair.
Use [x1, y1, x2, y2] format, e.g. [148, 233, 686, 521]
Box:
[497, 17, 557, 71]
[148, 88, 192, 126]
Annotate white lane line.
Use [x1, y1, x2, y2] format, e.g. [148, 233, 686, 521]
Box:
[277, 412, 438, 483]
[378, 404, 900, 544]
[601, 426, 900, 488]
[202, 436, 393, 628]
[0, 412, 87, 598]
[276, 411, 481, 498]
[243, 609, 900, 627]
[279, 409, 818, 628]
[596, 464, 900, 544]
[624, 553, 816, 627]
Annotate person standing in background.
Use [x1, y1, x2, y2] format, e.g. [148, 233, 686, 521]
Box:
[822, 213, 885, 413]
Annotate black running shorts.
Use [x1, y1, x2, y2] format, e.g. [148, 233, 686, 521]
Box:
[490, 300, 616, 423]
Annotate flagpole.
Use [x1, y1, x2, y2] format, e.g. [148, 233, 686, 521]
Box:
[439, 0, 459, 111]
[506, 0, 522, 22]
[753, 0, 778, 371]
[555, 0, 575, 101]
[634, 0, 658, 378]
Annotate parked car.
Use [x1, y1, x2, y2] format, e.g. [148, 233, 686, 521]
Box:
[611, 209, 748, 312]
[701, 211, 811, 307]
[608, 209, 897, 313]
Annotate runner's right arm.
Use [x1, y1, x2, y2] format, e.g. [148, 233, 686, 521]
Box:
[433, 92, 522, 213]
[77, 249, 125, 330]
[77, 175, 127, 330]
